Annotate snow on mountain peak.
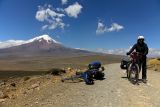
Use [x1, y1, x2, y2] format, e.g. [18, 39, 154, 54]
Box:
[28, 35, 59, 43]
[0, 35, 60, 49]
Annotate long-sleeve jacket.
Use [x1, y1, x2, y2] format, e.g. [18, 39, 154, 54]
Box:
[128, 43, 149, 56]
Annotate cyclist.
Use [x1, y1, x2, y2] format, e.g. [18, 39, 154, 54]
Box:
[126, 35, 149, 83]
[62, 61, 104, 85]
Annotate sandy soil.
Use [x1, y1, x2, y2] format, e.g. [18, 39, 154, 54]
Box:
[1, 63, 160, 107]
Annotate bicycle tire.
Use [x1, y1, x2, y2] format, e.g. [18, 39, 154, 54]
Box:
[128, 63, 139, 84]
[135, 64, 139, 83]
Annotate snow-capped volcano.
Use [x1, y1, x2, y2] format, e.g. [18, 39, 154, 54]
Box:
[27, 35, 59, 44]
[0, 34, 95, 57]
[0, 35, 60, 49]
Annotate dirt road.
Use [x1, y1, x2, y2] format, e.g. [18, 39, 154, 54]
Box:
[1, 63, 160, 107]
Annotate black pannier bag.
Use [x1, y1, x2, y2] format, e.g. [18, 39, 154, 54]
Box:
[88, 61, 101, 70]
[120, 57, 131, 69]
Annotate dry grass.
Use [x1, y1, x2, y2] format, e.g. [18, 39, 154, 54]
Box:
[147, 58, 160, 72]
[0, 54, 122, 79]
[0, 55, 122, 71]
[157, 57, 160, 61]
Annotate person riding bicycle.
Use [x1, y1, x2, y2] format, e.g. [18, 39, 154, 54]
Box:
[126, 35, 149, 83]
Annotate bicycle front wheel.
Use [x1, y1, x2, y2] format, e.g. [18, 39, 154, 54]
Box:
[128, 63, 139, 84]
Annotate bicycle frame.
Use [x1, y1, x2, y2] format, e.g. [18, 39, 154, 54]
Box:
[130, 52, 139, 63]
[127, 52, 141, 84]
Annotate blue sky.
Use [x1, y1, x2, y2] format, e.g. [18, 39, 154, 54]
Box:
[0, 0, 160, 50]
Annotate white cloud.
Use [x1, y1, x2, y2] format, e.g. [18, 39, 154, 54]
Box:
[36, 3, 83, 31]
[96, 48, 129, 55]
[0, 40, 26, 49]
[35, 5, 65, 30]
[96, 22, 107, 34]
[64, 2, 83, 18]
[95, 48, 160, 57]
[96, 20, 124, 35]
[61, 0, 68, 5]
[107, 23, 124, 32]
[75, 48, 87, 50]
[42, 25, 48, 30]
[56, 8, 65, 12]
[148, 48, 160, 57]
[35, 10, 47, 21]
[46, 8, 65, 18]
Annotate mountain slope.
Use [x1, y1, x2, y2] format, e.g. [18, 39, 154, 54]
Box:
[0, 35, 60, 49]
[0, 35, 97, 57]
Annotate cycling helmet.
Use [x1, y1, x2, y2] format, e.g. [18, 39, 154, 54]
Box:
[138, 35, 144, 40]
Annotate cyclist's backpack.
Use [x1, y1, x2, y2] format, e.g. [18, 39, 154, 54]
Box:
[88, 61, 101, 70]
[83, 70, 94, 85]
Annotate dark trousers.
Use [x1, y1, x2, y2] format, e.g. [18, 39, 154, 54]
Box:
[138, 56, 147, 79]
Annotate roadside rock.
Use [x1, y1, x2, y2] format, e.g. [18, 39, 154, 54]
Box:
[0, 80, 6, 86]
[35, 101, 39, 104]
[0, 91, 4, 98]
[10, 83, 16, 87]
[0, 99, 5, 103]
[22, 82, 41, 95]
[31, 82, 40, 89]
[27, 81, 41, 91]
[0, 91, 9, 99]
[23, 76, 30, 81]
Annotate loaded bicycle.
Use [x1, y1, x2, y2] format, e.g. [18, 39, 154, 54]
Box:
[127, 52, 142, 84]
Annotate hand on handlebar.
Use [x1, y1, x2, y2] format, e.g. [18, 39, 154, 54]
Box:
[126, 52, 130, 55]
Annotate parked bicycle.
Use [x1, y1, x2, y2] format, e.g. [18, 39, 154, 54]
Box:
[127, 52, 142, 84]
